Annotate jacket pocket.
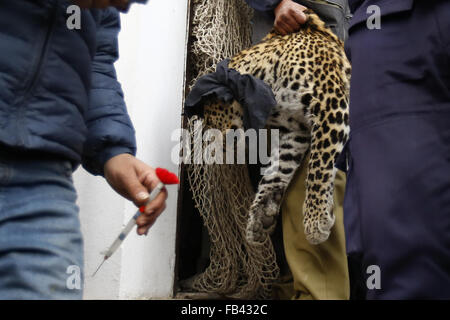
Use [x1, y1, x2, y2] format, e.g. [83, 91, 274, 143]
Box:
[341, 144, 363, 256]
[322, 0, 348, 12]
[15, 5, 58, 105]
[298, 0, 351, 41]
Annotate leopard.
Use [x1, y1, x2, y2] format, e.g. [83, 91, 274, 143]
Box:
[196, 10, 351, 245]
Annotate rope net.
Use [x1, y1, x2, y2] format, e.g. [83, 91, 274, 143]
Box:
[189, 0, 253, 85]
[185, 0, 280, 299]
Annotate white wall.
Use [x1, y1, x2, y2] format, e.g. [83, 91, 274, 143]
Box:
[75, 0, 188, 299]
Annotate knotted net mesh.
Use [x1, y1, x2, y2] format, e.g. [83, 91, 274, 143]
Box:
[189, 0, 252, 84]
[184, 0, 280, 299]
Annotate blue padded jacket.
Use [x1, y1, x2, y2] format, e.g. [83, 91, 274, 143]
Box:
[0, 0, 143, 175]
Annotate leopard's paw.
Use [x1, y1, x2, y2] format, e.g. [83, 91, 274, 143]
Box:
[303, 200, 335, 245]
[246, 199, 279, 244]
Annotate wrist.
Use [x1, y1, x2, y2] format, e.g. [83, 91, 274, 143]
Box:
[103, 152, 135, 175]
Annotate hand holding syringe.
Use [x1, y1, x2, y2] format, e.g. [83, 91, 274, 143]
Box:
[92, 167, 180, 276]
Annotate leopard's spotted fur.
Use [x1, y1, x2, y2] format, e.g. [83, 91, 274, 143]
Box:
[200, 11, 351, 245]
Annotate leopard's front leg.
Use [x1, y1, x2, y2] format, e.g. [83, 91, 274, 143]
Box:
[246, 131, 310, 244]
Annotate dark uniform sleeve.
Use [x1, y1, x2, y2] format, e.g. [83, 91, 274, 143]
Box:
[245, 0, 281, 11]
[82, 8, 137, 176]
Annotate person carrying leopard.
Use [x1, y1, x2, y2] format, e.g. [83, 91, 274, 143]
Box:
[245, 0, 353, 300]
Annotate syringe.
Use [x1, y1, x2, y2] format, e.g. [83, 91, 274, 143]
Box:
[92, 168, 179, 277]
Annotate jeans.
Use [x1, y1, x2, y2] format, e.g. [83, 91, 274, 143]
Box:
[0, 152, 83, 299]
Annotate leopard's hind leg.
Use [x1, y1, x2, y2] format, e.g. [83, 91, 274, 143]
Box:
[246, 130, 310, 244]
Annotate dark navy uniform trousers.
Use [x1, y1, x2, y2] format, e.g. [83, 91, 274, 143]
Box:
[345, 0, 450, 299]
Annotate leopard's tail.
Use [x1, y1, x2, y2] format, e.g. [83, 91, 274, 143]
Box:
[303, 91, 349, 245]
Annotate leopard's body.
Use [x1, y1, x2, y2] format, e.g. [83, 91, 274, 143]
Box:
[201, 11, 351, 245]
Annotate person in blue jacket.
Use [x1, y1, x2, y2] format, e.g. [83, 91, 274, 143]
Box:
[0, 0, 167, 299]
[343, 0, 450, 299]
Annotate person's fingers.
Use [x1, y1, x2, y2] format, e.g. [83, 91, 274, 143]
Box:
[136, 213, 155, 228]
[104, 155, 170, 233]
[291, 8, 308, 25]
[142, 188, 168, 215]
[282, 11, 301, 31]
[137, 221, 156, 236]
[136, 170, 167, 212]
[136, 202, 167, 235]
[136, 214, 157, 233]
[140, 171, 162, 193]
[276, 26, 289, 36]
[274, 23, 286, 35]
[274, 0, 308, 35]
[275, 20, 292, 35]
[134, 168, 168, 235]
[120, 170, 151, 207]
[274, 17, 288, 35]
[136, 202, 165, 229]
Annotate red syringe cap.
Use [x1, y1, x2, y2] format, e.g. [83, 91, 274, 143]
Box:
[155, 168, 180, 185]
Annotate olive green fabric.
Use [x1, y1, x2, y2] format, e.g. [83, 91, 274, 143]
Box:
[280, 153, 350, 300]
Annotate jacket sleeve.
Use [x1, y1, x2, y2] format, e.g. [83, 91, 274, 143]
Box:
[118, 0, 148, 12]
[82, 9, 137, 176]
[245, 0, 281, 11]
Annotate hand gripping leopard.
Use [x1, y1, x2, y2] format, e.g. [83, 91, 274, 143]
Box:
[186, 10, 351, 245]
